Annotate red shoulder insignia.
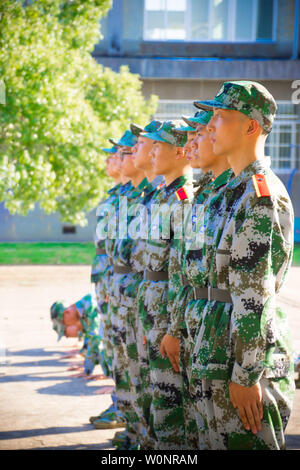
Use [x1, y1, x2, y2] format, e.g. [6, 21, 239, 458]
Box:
[252, 174, 271, 198]
[175, 187, 189, 201]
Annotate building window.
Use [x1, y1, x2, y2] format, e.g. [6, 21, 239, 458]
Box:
[154, 100, 300, 170]
[62, 226, 76, 234]
[143, 0, 276, 42]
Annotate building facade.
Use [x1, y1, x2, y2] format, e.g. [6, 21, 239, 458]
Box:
[1, 0, 299, 242]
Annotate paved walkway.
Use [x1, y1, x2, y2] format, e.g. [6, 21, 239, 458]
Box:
[0, 265, 299, 450]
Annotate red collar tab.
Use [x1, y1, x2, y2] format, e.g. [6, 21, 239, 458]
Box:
[252, 174, 271, 197]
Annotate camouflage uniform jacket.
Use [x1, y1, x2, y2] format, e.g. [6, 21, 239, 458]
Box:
[103, 181, 133, 298]
[167, 169, 233, 338]
[75, 293, 100, 375]
[138, 173, 194, 331]
[115, 175, 164, 307]
[110, 177, 151, 307]
[91, 183, 122, 285]
[192, 160, 294, 387]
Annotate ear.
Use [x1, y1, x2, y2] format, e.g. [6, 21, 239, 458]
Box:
[175, 147, 185, 159]
[246, 119, 260, 136]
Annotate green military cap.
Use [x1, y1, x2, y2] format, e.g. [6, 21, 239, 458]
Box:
[101, 145, 118, 154]
[182, 110, 213, 128]
[194, 81, 277, 133]
[141, 120, 187, 147]
[130, 120, 162, 137]
[109, 130, 138, 148]
[50, 301, 65, 341]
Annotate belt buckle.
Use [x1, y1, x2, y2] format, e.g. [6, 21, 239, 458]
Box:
[208, 286, 212, 301]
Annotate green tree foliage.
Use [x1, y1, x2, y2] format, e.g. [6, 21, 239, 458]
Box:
[0, 0, 158, 224]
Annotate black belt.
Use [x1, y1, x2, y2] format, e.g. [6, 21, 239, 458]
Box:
[113, 265, 133, 274]
[144, 270, 168, 281]
[193, 286, 232, 303]
[96, 248, 106, 255]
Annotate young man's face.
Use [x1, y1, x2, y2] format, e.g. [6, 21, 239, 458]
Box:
[110, 150, 122, 175]
[183, 131, 196, 162]
[207, 108, 249, 157]
[192, 124, 217, 172]
[132, 136, 153, 171]
[121, 147, 139, 179]
[63, 304, 83, 337]
[150, 140, 180, 175]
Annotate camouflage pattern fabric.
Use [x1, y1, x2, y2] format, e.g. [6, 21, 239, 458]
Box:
[75, 293, 101, 375]
[194, 81, 277, 133]
[167, 169, 232, 449]
[117, 175, 164, 449]
[190, 159, 295, 449]
[137, 173, 194, 450]
[103, 179, 148, 449]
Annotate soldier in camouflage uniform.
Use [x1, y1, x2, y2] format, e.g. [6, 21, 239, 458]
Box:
[50, 295, 100, 377]
[114, 120, 164, 449]
[161, 110, 233, 449]
[90, 146, 127, 429]
[135, 121, 194, 450]
[100, 129, 147, 449]
[188, 80, 295, 450]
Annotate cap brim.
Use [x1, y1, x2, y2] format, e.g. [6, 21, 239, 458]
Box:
[108, 138, 121, 147]
[181, 116, 197, 128]
[141, 131, 166, 143]
[174, 125, 195, 133]
[194, 99, 236, 111]
[101, 147, 117, 154]
[130, 123, 143, 136]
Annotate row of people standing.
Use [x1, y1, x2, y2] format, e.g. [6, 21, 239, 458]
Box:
[53, 80, 296, 450]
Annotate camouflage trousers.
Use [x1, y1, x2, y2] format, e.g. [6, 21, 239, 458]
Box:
[138, 280, 186, 450]
[180, 328, 199, 450]
[108, 291, 142, 447]
[122, 302, 155, 449]
[189, 375, 294, 450]
[94, 282, 113, 378]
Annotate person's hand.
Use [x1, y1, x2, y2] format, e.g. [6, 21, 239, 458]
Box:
[160, 334, 180, 373]
[71, 371, 88, 378]
[229, 381, 263, 435]
[67, 365, 82, 371]
[85, 374, 108, 381]
[93, 385, 115, 395]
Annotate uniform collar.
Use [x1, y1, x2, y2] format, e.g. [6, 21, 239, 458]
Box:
[165, 172, 193, 194]
[130, 177, 149, 198]
[211, 168, 234, 189]
[107, 183, 121, 194]
[227, 159, 269, 190]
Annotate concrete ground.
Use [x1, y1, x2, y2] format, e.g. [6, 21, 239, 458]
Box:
[0, 265, 299, 451]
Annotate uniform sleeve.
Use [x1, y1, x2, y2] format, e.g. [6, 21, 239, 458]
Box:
[167, 240, 183, 338]
[228, 194, 293, 387]
[167, 199, 191, 338]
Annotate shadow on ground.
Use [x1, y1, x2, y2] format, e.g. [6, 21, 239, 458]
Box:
[37, 381, 112, 396]
[286, 434, 300, 450]
[0, 425, 104, 440]
[25, 442, 112, 450]
[7, 349, 64, 357]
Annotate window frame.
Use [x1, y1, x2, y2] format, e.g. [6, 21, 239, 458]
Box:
[154, 99, 300, 170]
[143, 0, 277, 43]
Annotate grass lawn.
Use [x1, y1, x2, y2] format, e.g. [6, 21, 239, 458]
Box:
[0, 242, 95, 265]
[0, 242, 300, 266]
